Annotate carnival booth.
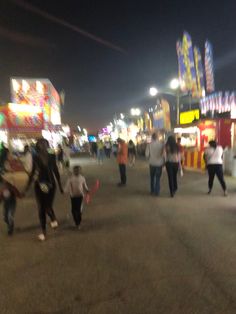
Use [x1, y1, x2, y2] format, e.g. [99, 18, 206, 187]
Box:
[0, 78, 63, 151]
[175, 92, 236, 170]
[0, 103, 44, 152]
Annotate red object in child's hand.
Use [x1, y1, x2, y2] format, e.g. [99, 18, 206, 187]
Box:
[85, 193, 91, 204]
[85, 179, 100, 205]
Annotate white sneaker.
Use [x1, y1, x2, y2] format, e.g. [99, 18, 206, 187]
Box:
[38, 234, 46, 241]
[50, 221, 58, 229]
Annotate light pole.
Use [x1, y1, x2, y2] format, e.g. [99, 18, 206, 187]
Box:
[149, 79, 181, 126]
[170, 78, 180, 125]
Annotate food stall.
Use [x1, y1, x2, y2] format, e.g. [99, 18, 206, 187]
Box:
[0, 103, 44, 152]
[175, 106, 235, 170]
[4, 78, 63, 150]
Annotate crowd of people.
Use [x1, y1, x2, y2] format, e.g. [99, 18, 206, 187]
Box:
[114, 133, 227, 201]
[0, 134, 228, 241]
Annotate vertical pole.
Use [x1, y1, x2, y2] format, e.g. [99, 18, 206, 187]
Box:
[176, 90, 180, 125]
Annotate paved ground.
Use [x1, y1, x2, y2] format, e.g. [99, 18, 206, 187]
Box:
[1, 157, 236, 314]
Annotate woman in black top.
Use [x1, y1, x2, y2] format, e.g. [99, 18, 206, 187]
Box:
[25, 138, 63, 241]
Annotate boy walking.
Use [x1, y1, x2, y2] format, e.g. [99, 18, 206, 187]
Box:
[64, 166, 89, 228]
[0, 177, 22, 235]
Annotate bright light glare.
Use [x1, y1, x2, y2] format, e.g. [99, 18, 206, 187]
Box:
[22, 80, 30, 93]
[170, 78, 180, 90]
[120, 113, 125, 119]
[131, 108, 141, 116]
[36, 81, 44, 94]
[12, 79, 20, 92]
[149, 87, 158, 97]
[83, 128, 88, 135]
[202, 89, 206, 98]
[9, 103, 41, 114]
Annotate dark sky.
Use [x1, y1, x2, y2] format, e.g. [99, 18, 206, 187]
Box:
[0, 0, 236, 132]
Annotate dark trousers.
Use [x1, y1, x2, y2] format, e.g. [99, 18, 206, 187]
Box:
[3, 200, 16, 234]
[35, 184, 57, 233]
[166, 162, 179, 196]
[71, 196, 83, 226]
[119, 164, 127, 184]
[150, 165, 162, 195]
[207, 164, 226, 191]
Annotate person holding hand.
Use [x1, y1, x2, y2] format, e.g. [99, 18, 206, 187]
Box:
[25, 138, 63, 241]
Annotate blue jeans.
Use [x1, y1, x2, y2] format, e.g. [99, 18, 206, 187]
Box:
[97, 149, 104, 163]
[150, 165, 162, 195]
[3, 200, 16, 234]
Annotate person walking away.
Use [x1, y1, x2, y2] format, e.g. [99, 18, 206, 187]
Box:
[97, 140, 105, 164]
[64, 165, 89, 229]
[165, 136, 180, 197]
[0, 143, 9, 174]
[145, 133, 164, 196]
[57, 144, 64, 173]
[204, 140, 227, 196]
[24, 138, 63, 241]
[63, 143, 71, 171]
[20, 145, 33, 176]
[177, 137, 184, 169]
[112, 142, 118, 157]
[128, 140, 136, 166]
[0, 176, 23, 235]
[105, 141, 112, 158]
[91, 142, 98, 159]
[117, 138, 128, 186]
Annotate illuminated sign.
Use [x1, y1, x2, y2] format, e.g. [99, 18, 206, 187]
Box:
[0, 104, 44, 130]
[180, 109, 200, 124]
[10, 78, 61, 125]
[200, 91, 236, 118]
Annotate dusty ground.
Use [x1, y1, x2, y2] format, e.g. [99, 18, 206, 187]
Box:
[1, 157, 236, 314]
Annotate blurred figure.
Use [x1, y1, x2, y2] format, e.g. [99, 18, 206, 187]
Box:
[117, 138, 128, 187]
[63, 143, 71, 171]
[91, 141, 98, 159]
[64, 165, 89, 229]
[112, 142, 118, 157]
[57, 144, 64, 173]
[97, 140, 105, 164]
[21, 145, 33, 176]
[145, 133, 164, 196]
[128, 140, 136, 166]
[177, 137, 184, 168]
[0, 176, 23, 235]
[105, 141, 112, 158]
[165, 136, 180, 197]
[204, 140, 227, 196]
[0, 143, 9, 174]
[25, 138, 63, 241]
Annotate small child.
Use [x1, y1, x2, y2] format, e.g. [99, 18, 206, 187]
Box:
[64, 166, 89, 228]
[0, 177, 22, 235]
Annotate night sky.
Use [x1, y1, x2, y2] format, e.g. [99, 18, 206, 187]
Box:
[0, 0, 235, 132]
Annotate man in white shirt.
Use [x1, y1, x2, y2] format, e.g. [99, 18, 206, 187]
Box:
[145, 133, 164, 196]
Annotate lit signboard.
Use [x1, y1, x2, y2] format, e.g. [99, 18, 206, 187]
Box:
[10, 78, 61, 125]
[180, 109, 200, 125]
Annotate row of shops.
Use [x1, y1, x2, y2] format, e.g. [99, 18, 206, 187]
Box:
[99, 93, 236, 174]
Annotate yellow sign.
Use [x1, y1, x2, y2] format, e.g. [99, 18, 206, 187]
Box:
[180, 109, 200, 124]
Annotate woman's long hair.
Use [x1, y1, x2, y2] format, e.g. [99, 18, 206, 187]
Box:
[166, 136, 179, 154]
[35, 138, 49, 154]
